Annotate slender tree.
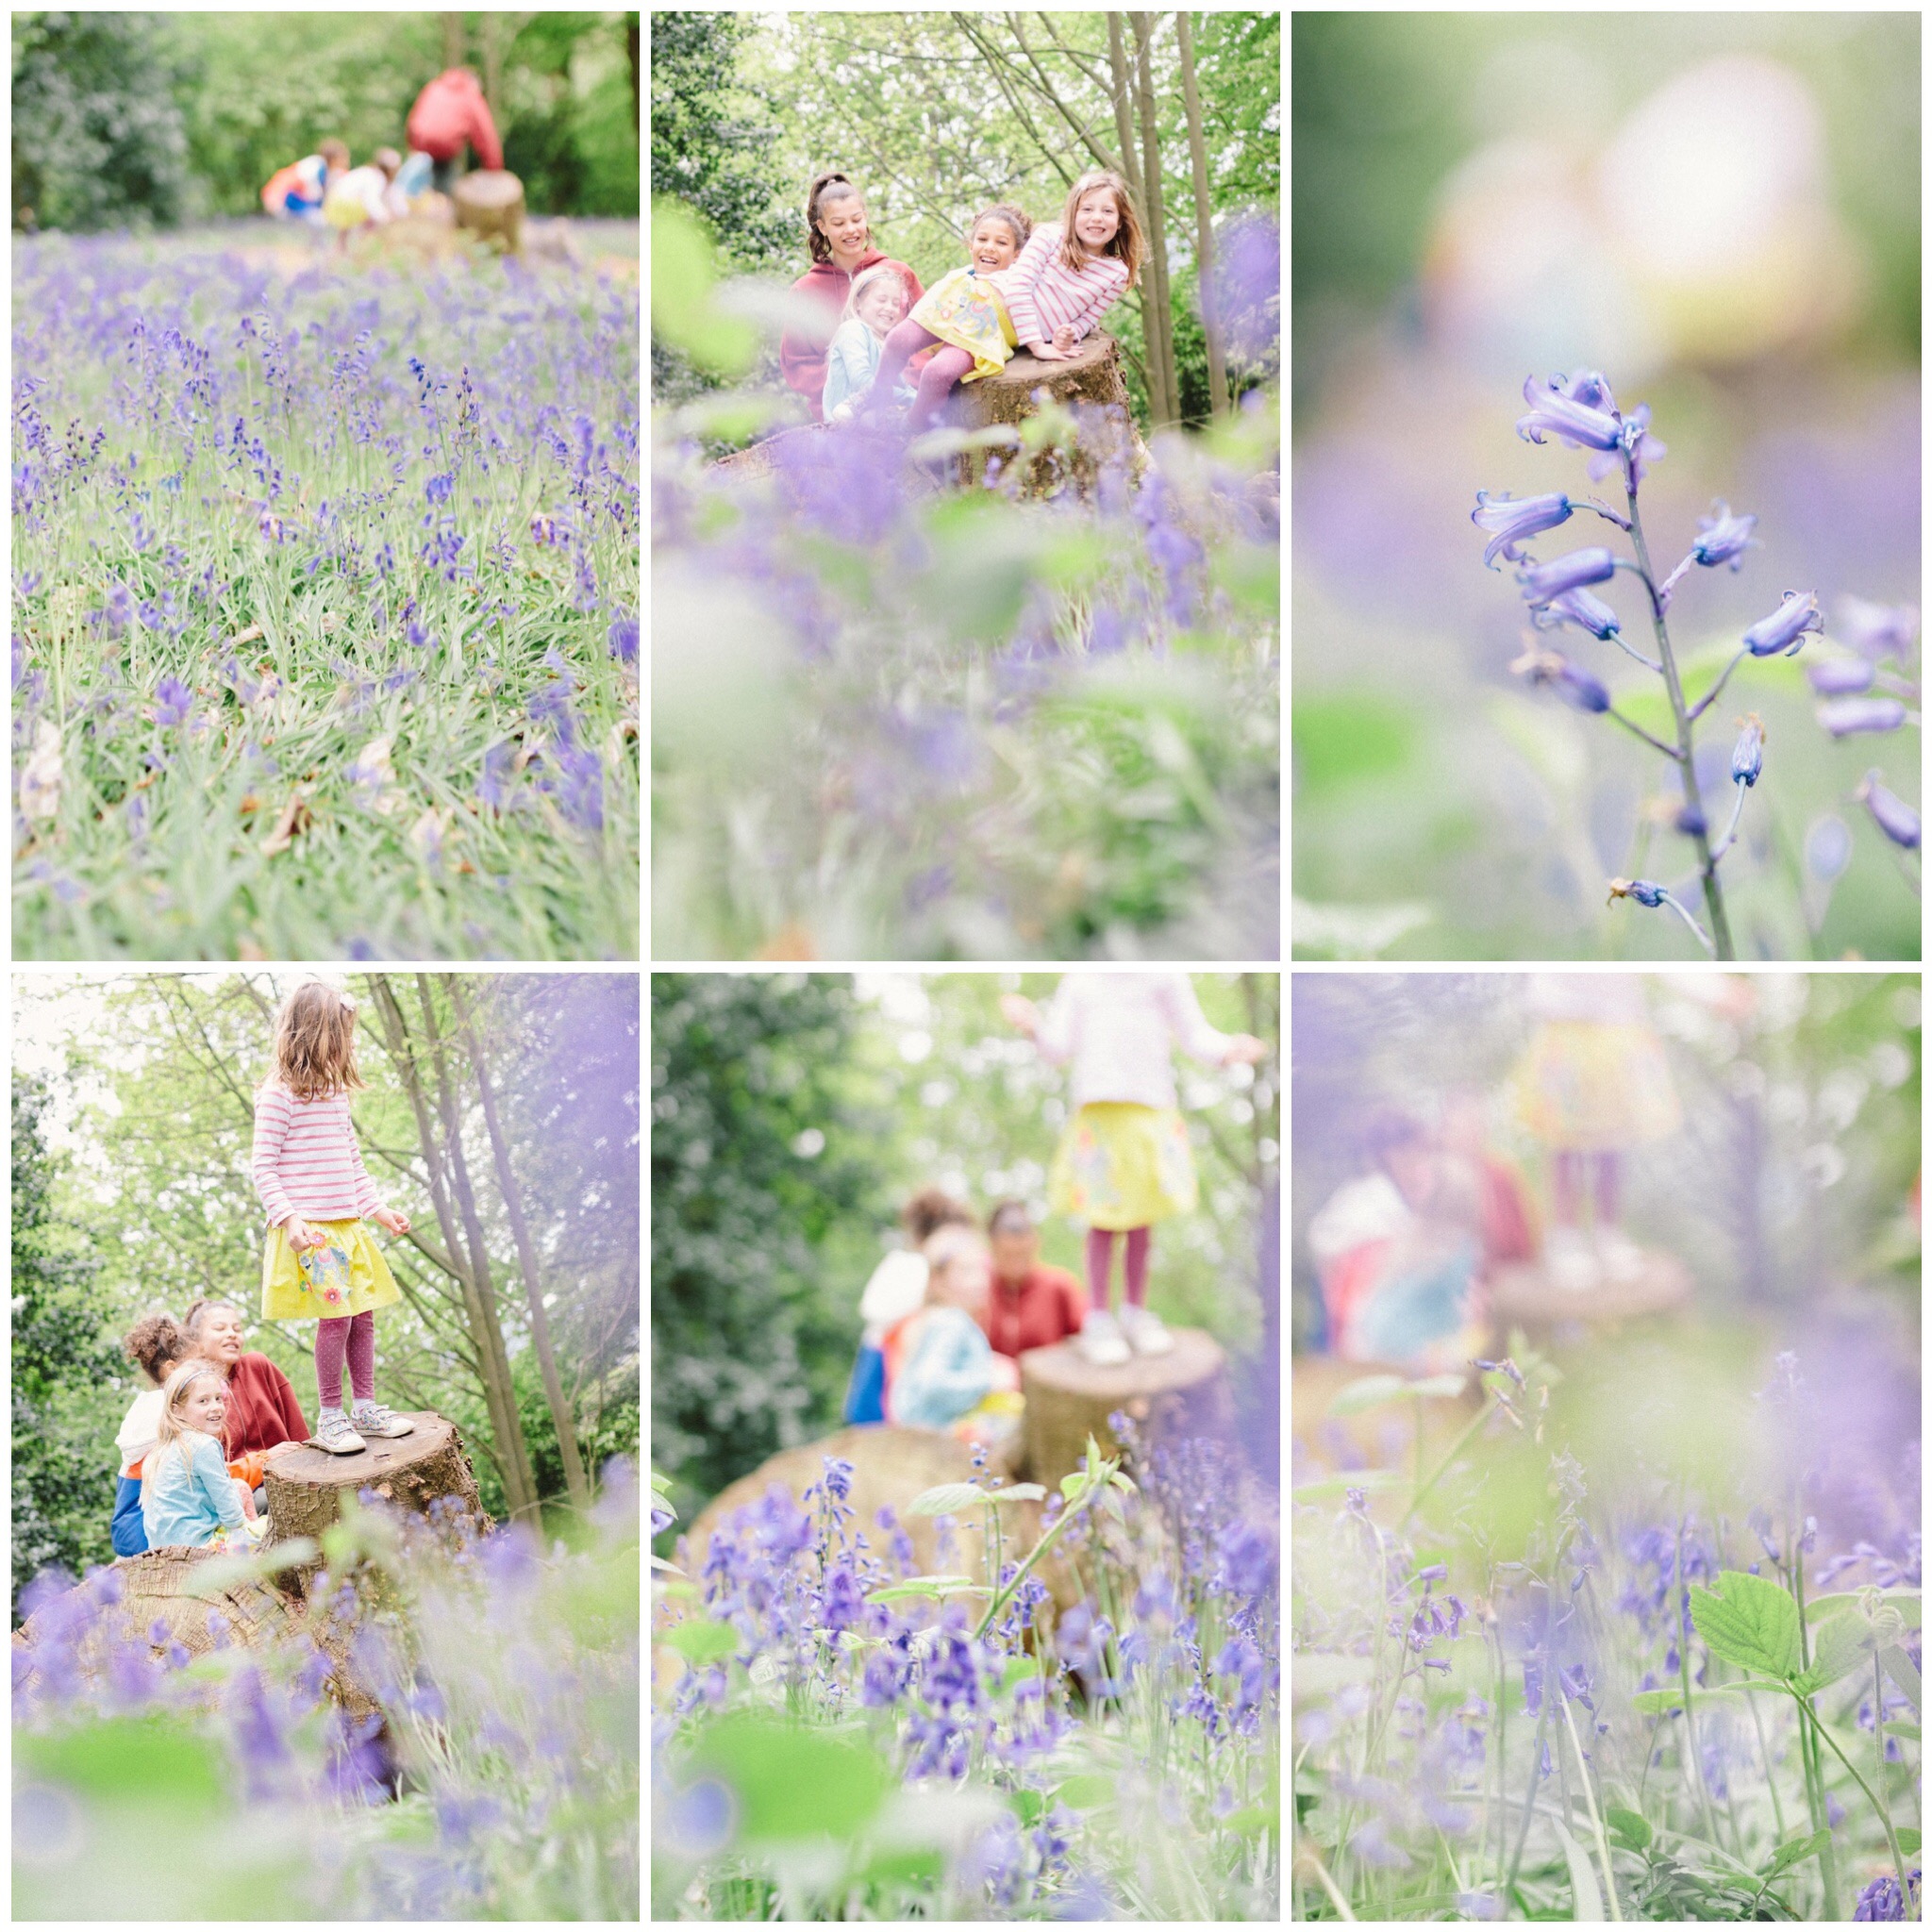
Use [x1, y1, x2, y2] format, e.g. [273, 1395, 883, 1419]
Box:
[1130, 12, 1179, 429]
[1176, 11, 1228, 416]
[452, 979, 591, 1510]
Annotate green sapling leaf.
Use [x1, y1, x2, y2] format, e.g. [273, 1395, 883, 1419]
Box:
[1882, 1643, 1923, 1714]
[907, 1482, 991, 1517]
[1688, 1570, 1803, 1680]
[659, 1618, 740, 1664]
[1792, 1607, 1876, 1693]
[1762, 1829, 1832, 1876]
[1325, 1374, 1409, 1417]
[1606, 1806, 1652, 1851]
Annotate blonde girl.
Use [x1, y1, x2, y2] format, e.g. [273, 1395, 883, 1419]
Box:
[877, 176, 1141, 432]
[140, 1362, 261, 1552]
[252, 983, 413, 1456]
[823, 263, 911, 422]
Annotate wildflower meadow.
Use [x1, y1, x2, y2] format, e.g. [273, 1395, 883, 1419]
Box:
[12, 227, 640, 959]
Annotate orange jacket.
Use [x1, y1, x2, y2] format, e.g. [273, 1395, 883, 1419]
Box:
[407, 70, 504, 170]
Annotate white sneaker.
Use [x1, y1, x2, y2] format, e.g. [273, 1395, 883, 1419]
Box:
[1544, 1226, 1599, 1295]
[1079, 1307, 1132, 1368]
[314, 1408, 367, 1456]
[1594, 1228, 1645, 1284]
[350, 1402, 415, 1440]
[1117, 1304, 1174, 1356]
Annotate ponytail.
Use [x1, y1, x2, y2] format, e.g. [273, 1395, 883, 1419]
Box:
[806, 170, 863, 265]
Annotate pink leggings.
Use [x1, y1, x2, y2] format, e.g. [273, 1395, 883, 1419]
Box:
[315, 1310, 375, 1409]
[875, 320, 976, 431]
[1085, 1226, 1151, 1314]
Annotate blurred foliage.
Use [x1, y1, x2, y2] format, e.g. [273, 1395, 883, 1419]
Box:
[12, 1076, 121, 1607]
[1292, 11, 1921, 410]
[10, 11, 192, 232]
[651, 973, 1278, 1531]
[11, 9, 639, 228]
[1291, 972, 1921, 1354]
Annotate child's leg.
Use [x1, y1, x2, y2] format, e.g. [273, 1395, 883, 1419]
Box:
[1084, 1226, 1117, 1314]
[1593, 1152, 1621, 1228]
[234, 1477, 258, 1522]
[1123, 1225, 1152, 1307]
[345, 1309, 377, 1406]
[315, 1314, 351, 1410]
[907, 345, 977, 431]
[1551, 1150, 1583, 1224]
[874, 318, 942, 403]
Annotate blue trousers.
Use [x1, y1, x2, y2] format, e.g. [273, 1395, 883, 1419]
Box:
[111, 1474, 149, 1557]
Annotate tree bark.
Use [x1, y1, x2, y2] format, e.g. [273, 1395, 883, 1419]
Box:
[441, 10, 465, 71]
[1131, 12, 1178, 430]
[1175, 11, 1228, 416]
[368, 975, 539, 1522]
[1105, 14, 1165, 427]
[264, 1410, 489, 1560]
[450, 979, 591, 1510]
[416, 980, 542, 1518]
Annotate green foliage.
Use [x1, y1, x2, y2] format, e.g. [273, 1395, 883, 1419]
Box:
[12, 1075, 122, 1607]
[650, 975, 890, 1519]
[1689, 1570, 1803, 1680]
[11, 10, 192, 232]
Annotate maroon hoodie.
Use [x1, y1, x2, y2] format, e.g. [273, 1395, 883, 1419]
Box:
[780, 251, 924, 422]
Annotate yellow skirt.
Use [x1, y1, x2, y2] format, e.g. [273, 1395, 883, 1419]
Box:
[261, 1217, 401, 1321]
[1514, 1021, 1682, 1152]
[907, 267, 1018, 383]
[1049, 1103, 1197, 1231]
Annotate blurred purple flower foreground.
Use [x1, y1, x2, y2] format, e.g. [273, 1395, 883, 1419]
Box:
[652, 1434, 1279, 1919]
[13, 1468, 640, 1920]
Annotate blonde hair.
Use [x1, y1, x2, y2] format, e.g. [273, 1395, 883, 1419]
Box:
[142, 1361, 227, 1496]
[924, 1223, 990, 1297]
[842, 262, 908, 325]
[266, 981, 364, 1101]
[1058, 169, 1141, 287]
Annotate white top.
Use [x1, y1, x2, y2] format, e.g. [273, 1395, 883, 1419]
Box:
[1307, 1174, 1413, 1267]
[858, 1248, 929, 1329]
[115, 1389, 166, 1476]
[993, 225, 1131, 350]
[252, 1082, 381, 1225]
[1032, 974, 1233, 1111]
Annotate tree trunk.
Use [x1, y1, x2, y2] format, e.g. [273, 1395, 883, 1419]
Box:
[368, 976, 539, 1522]
[264, 1410, 490, 1565]
[450, 980, 591, 1510]
[480, 10, 502, 119]
[1105, 14, 1164, 427]
[954, 333, 1147, 497]
[453, 171, 525, 254]
[1131, 12, 1178, 429]
[417, 981, 542, 1519]
[1176, 11, 1228, 416]
[441, 10, 465, 70]
[1018, 1326, 1230, 1490]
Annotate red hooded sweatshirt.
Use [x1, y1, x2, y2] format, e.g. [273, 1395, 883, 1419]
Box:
[780, 251, 924, 422]
[407, 70, 504, 171]
[981, 1263, 1087, 1359]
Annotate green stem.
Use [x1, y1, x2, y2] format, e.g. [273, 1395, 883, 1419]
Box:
[1744, 1689, 1789, 1842]
[1674, 1513, 1722, 1846]
[1790, 1538, 1840, 1919]
[1798, 1677, 1910, 1907]
[1506, 1673, 1554, 1896]
[1559, 1689, 1624, 1921]
[973, 1469, 1105, 1641]
[1624, 463, 1734, 958]
[1399, 1391, 1498, 1531]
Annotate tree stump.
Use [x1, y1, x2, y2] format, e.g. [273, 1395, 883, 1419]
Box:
[955, 332, 1145, 497]
[1291, 1352, 1481, 1479]
[1487, 1249, 1693, 1341]
[1019, 1326, 1229, 1490]
[264, 1411, 489, 1576]
[453, 169, 525, 253]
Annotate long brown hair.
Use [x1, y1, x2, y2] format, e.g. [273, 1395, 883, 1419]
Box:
[806, 170, 866, 265]
[1058, 169, 1141, 287]
[265, 981, 365, 1101]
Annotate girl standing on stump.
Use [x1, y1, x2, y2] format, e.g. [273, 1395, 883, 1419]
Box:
[252, 983, 413, 1457]
[875, 173, 1140, 434]
[1005, 975, 1265, 1368]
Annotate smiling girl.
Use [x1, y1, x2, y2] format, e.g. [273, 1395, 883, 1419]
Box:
[876, 174, 1141, 433]
[823, 263, 910, 423]
[141, 1362, 263, 1552]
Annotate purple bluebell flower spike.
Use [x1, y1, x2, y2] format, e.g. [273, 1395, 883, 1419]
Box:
[1516, 372, 1624, 452]
[1471, 490, 1574, 569]
[1742, 590, 1824, 658]
[1517, 546, 1618, 606]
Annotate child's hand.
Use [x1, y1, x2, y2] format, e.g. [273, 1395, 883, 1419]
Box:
[1026, 340, 1069, 362]
[372, 1207, 410, 1237]
[1221, 1034, 1269, 1067]
[285, 1216, 322, 1250]
[1052, 325, 1077, 354]
[1000, 992, 1041, 1036]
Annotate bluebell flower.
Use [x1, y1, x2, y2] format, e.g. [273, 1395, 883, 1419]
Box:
[1853, 1870, 1921, 1921]
[1471, 490, 1574, 569]
[1518, 546, 1617, 605]
[1690, 501, 1758, 570]
[153, 677, 192, 728]
[1808, 657, 1875, 695]
[1838, 595, 1920, 665]
[1730, 716, 1764, 786]
[1857, 773, 1921, 850]
[1819, 695, 1907, 738]
[1517, 372, 1624, 452]
[1609, 877, 1669, 908]
[1742, 590, 1822, 658]
[1534, 586, 1622, 641]
[1807, 813, 1854, 881]
[1511, 645, 1609, 714]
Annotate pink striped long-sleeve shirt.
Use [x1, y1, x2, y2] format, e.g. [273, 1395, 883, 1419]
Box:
[993, 225, 1130, 351]
[252, 1083, 382, 1226]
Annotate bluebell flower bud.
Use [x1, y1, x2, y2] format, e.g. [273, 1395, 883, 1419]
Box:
[1674, 804, 1707, 838]
[1806, 813, 1853, 882]
[1730, 715, 1764, 787]
[1819, 695, 1907, 738]
[1471, 490, 1574, 569]
[1690, 501, 1758, 571]
[1807, 657, 1875, 695]
[1607, 877, 1668, 908]
[1837, 594, 1919, 665]
[1534, 587, 1622, 641]
[1512, 644, 1611, 714]
[1518, 547, 1617, 604]
[1742, 589, 1823, 658]
[1857, 772, 1921, 850]
[1516, 372, 1624, 452]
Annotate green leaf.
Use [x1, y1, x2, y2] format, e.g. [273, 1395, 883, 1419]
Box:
[1108, 1470, 1138, 1494]
[906, 1482, 990, 1517]
[863, 1575, 990, 1605]
[1054, 1773, 1114, 1812]
[1291, 1470, 1406, 1500]
[1882, 1644, 1923, 1714]
[16, 1713, 225, 1810]
[1689, 1572, 1803, 1680]
[1100, 1486, 1127, 1524]
[651, 200, 757, 376]
[1897, 1828, 1923, 1856]
[659, 1618, 740, 1665]
[1008, 1787, 1048, 1827]
[1631, 1689, 1687, 1717]
[1889, 1724, 1922, 1744]
[1762, 1829, 1832, 1876]
[688, 1712, 891, 1843]
[1553, 1817, 1604, 1922]
[1404, 1373, 1470, 1400]
[1059, 1470, 1089, 1504]
[1792, 1610, 1874, 1693]
[1806, 1590, 1922, 1629]
[987, 1483, 1047, 1505]
[1606, 1807, 1652, 1852]
[997, 1655, 1045, 1696]
[1324, 1374, 1409, 1417]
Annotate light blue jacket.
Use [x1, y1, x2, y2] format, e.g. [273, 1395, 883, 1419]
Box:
[822, 318, 884, 420]
[142, 1432, 245, 1549]
[891, 1306, 995, 1429]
